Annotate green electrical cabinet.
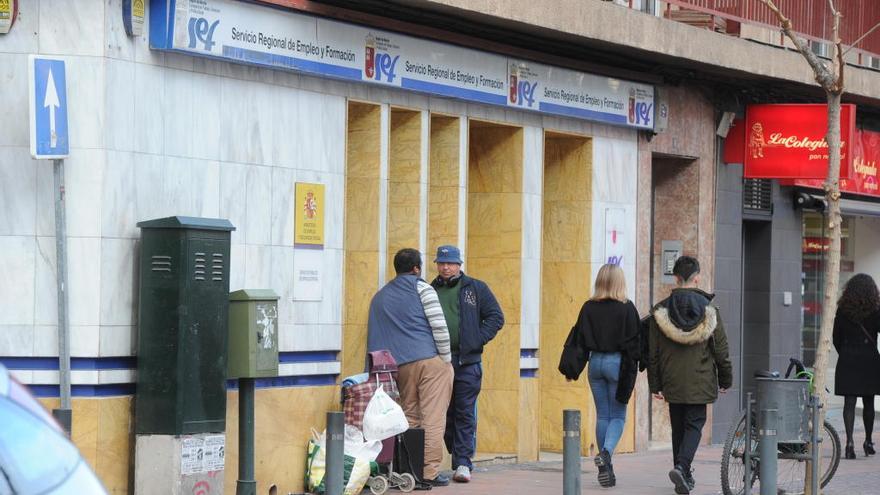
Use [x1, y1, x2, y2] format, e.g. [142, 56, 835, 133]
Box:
[228, 290, 280, 378]
[135, 216, 236, 435]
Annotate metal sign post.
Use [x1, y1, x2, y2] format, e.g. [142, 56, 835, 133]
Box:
[29, 55, 71, 435]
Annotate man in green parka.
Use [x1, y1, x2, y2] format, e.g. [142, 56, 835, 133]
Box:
[648, 256, 733, 495]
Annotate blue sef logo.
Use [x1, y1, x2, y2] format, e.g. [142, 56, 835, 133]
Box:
[373, 52, 399, 83]
[188, 17, 219, 51]
[30, 57, 69, 159]
[514, 80, 537, 108]
[634, 102, 653, 127]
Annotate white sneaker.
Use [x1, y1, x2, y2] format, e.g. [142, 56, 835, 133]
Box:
[453, 465, 471, 483]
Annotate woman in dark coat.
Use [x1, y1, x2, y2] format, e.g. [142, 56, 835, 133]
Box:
[558, 264, 640, 488]
[833, 273, 880, 459]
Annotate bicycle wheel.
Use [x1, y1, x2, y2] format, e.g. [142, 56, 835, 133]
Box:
[720, 413, 841, 495]
[721, 411, 759, 495]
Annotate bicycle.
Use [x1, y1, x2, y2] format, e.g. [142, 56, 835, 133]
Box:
[720, 358, 841, 495]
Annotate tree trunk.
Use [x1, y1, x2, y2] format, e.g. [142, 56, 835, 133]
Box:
[806, 91, 843, 495]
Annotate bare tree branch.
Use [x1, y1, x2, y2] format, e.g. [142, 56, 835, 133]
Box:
[842, 21, 880, 57]
[760, 0, 836, 90]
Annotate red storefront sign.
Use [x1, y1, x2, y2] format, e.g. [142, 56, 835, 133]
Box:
[802, 236, 830, 253]
[742, 104, 855, 179]
[791, 129, 880, 198]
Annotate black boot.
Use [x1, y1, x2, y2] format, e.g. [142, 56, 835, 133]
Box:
[845, 443, 857, 459]
[864, 440, 875, 456]
[595, 449, 614, 487]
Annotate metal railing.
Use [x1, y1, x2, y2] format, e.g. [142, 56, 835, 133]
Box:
[619, 0, 880, 65]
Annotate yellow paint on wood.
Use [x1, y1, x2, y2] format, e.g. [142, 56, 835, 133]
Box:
[517, 378, 540, 462]
[427, 115, 460, 281]
[386, 109, 423, 280]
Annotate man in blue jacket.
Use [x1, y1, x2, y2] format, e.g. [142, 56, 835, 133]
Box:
[430, 245, 504, 483]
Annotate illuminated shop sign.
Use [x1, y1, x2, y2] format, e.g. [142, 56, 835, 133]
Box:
[149, 0, 655, 130]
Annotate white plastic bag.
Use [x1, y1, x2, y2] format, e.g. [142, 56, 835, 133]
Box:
[344, 425, 382, 461]
[361, 384, 409, 441]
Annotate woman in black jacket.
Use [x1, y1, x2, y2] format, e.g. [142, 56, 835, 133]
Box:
[558, 264, 640, 488]
[833, 273, 880, 459]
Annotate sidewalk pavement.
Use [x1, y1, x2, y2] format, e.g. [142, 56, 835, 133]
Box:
[434, 410, 880, 494]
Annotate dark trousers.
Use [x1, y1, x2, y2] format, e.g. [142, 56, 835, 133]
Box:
[444, 357, 482, 469]
[668, 403, 707, 473]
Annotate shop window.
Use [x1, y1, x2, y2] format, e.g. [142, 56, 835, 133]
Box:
[801, 212, 855, 366]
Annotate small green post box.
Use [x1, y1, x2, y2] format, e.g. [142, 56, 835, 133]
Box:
[135, 216, 235, 435]
[228, 289, 280, 378]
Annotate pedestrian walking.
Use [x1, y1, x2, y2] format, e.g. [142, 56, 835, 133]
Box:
[367, 248, 454, 486]
[646, 256, 732, 495]
[558, 264, 641, 488]
[832, 273, 880, 459]
[429, 245, 504, 483]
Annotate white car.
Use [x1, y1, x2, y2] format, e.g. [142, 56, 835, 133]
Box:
[0, 364, 107, 494]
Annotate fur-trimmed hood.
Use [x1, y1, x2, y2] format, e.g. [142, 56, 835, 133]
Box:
[654, 305, 718, 345]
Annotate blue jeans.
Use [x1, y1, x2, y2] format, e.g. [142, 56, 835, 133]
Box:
[588, 352, 628, 455]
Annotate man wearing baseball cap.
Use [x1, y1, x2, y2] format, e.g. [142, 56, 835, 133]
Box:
[430, 245, 504, 483]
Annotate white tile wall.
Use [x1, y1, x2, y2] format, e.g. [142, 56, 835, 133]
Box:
[67, 237, 101, 327]
[104, 59, 136, 152]
[66, 56, 107, 150]
[1, 0, 38, 54]
[64, 149, 105, 238]
[70, 325, 100, 357]
[219, 163, 248, 245]
[0, 54, 30, 147]
[33, 236, 58, 326]
[33, 325, 58, 356]
[99, 238, 137, 326]
[163, 69, 194, 159]
[99, 326, 137, 357]
[0, 326, 35, 357]
[0, 236, 35, 325]
[246, 166, 273, 246]
[0, 147, 37, 236]
[101, 151, 138, 239]
[104, 0, 137, 62]
[38, 0, 105, 57]
[133, 63, 165, 155]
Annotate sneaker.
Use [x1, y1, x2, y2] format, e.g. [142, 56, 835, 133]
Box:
[684, 469, 695, 491]
[595, 450, 614, 488]
[668, 465, 690, 494]
[425, 473, 450, 487]
[453, 465, 471, 483]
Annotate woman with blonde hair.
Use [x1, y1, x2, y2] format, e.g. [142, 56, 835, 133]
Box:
[558, 263, 641, 488]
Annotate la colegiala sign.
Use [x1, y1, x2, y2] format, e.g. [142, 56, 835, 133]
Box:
[742, 103, 855, 179]
[790, 129, 880, 198]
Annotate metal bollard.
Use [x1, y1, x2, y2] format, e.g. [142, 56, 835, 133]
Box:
[325, 412, 345, 495]
[744, 392, 753, 494]
[563, 409, 581, 495]
[759, 408, 778, 495]
[236, 377, 256, 495]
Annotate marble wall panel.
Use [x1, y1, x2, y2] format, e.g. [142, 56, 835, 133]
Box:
[63, 149, 105, 238]
[64, 56, 106, 151]
[0, 0, 37, 54]
[1, 236, 36, 325]
[0, 147, 37, 236]
[38, 0, 104, 56]
[244, 244, 272, 290]
[70, 324, 99, 357]
[32, 325, 58, 356]
[269, 167, 295, 247]
[101, 150, 138, 239]
[522, 193, 543, 261]
[246, 165, 273, 246]
[279, 323, 342, 352]
[133, 63, 165, 155]
[229, 244, 246, 291]
[99, 238, 137, 327]
[33, 236, 57, 326]
[189, 73, 222, 162]
[99, 325, 136, 357]
[163, 69, 195, 158]
[104, 0, 136, 61]
[103, 59, 136, 153]
[0, 325, 34, 357]
[592, 137, 638, 204]
[318, 248, 344, 326]
[219, 162, 248, 245]
[0, 54, 29, 147]
[522, 126, 544, 195]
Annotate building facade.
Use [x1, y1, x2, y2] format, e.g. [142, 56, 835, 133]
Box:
[2, 0, 879, 493]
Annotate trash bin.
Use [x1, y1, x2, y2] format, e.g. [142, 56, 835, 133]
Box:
[755, 377, 810, 443]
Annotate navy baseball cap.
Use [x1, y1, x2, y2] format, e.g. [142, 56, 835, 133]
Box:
[434, 245, 463, 264]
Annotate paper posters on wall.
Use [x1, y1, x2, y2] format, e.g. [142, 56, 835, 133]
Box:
[604, 208, 627, 267]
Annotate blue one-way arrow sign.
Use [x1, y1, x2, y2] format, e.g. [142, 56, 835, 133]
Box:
[29, 55, 69, 159]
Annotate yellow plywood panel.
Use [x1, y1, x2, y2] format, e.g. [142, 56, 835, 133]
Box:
[617, 400, 636, 454]
[96, 397, 133, 494]
[518, 378, 540, 462]
[539, 133, 594, 454]
[347, 103, 381, 179]
[468, 125, 523, 194]
[543, 136, 592, 200]
[476, 388, 519, 453]
[465, 258, 521, 325]
[480, 323, 520, 392]
[386, 180, 422, 280]
[429, 116, 460, 188]
[342, 251, 378, 326]
[390, 109, 422, 184]
[224, 386, 339, 494]
[542, 201, 592, 263]
[344, 178, 380, 253]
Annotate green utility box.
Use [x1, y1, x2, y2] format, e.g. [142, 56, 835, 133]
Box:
[135, 216, 235, 435]
[228, 290, 280, 378]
